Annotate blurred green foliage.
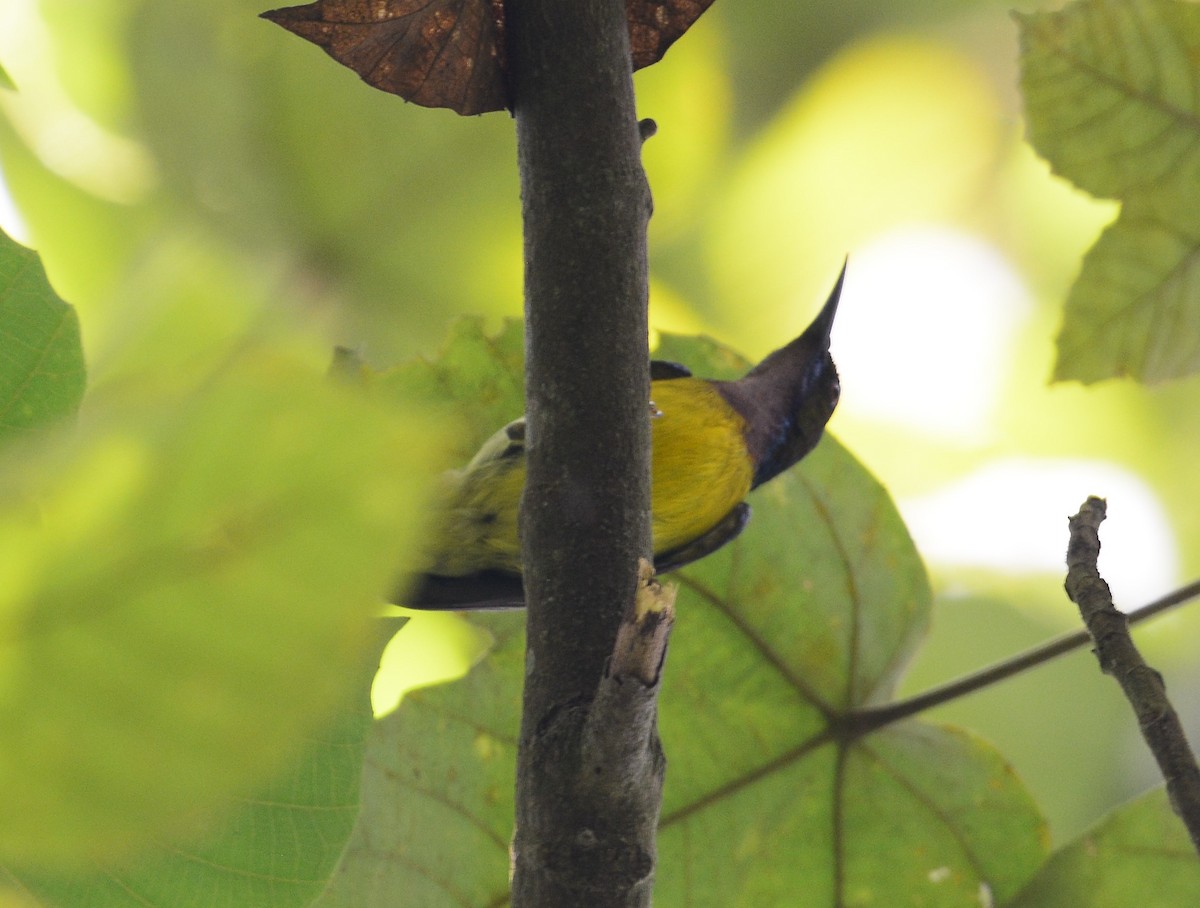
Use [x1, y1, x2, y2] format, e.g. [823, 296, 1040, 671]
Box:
[0, 0, 1198, 904]
[8, 625, 394, 906]
[0, 356, 436, 869]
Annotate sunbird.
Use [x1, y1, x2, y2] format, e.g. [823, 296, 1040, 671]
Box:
[402, 265, 845, 609]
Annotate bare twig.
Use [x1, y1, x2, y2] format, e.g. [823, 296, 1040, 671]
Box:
[842, 576, 1200, 736]
[1066, 496, 1200, 856]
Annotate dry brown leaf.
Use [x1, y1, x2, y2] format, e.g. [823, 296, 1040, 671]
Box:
[262, 0, 507, 116]
[262, 0, 715, 116]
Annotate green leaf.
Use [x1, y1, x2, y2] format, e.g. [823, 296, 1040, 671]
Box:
[1053, 197, 1200, 383]
[1008, 787, 1200, 907]
[1018, 0, 1200, 199]
[5, 624, 396, 907]
[0, 360, 435, 870]
[657, 722, 1044, 906]
[311, 324, 1048, 906]
[375, 316, 527, 460]
[1018, 0, 1200, 383]
[655, 434, 1045, 906]
[313, 615, 518, 907]
[0, 227, 85, 442]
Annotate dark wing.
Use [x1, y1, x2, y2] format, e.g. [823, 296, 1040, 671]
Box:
[398, 569, 526, 610]
[650, 360, 692, 380]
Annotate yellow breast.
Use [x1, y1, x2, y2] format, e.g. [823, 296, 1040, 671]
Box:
[427, 377, 754, 577]
[648, 377, 754, 554]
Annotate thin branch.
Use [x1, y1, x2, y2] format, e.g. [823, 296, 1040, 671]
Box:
[1065, 496, 1200, 855]
[842, 576, 1200, 736]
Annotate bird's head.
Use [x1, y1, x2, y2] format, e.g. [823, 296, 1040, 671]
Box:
[713, 263, 844, 489]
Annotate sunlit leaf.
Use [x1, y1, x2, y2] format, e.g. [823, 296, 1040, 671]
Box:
[1018, 0, 1200, 383]
[310, 323, 1048, 906]
[1009, 787, 1200, 907]
[0, 360, 435, 869]
[371, 612, 493, 718]
[0, 228, 85, 443]
[657, 722, 1044, 906]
